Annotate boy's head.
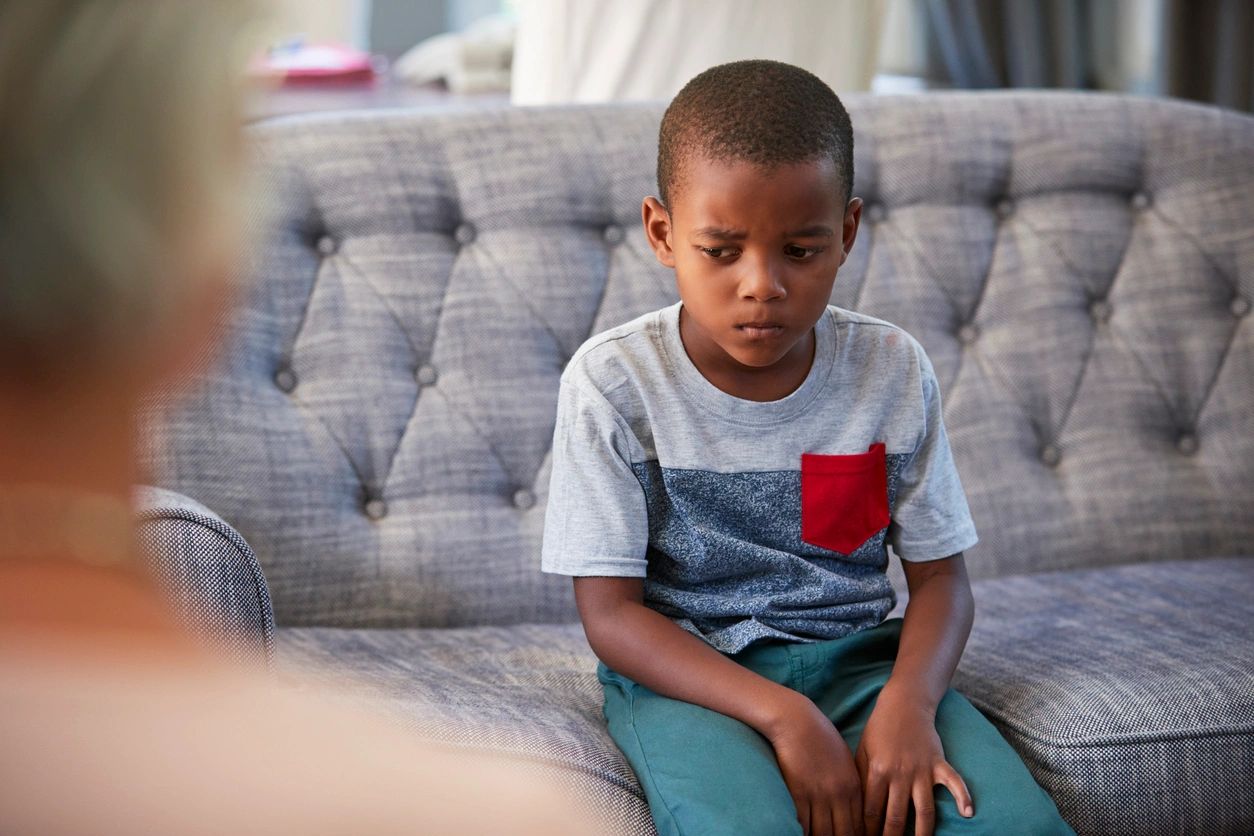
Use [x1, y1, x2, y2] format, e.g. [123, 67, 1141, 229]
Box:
[643, 59, 862, 385]
[656, 58, 855, 211]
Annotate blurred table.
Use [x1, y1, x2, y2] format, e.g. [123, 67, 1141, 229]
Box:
[247, 74, 509, 122]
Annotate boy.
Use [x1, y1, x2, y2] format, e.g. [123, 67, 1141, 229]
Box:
[540, 60, 1075, 836]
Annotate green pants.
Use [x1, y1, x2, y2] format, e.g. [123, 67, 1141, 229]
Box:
[598, 616, 1076, 836]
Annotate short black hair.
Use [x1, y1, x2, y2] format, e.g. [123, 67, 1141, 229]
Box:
[657, 59, 854, 209]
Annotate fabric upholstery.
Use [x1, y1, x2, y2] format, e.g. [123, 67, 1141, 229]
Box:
[134, 485, 275, 669]
[138, 91, 1254, 628]
[277, 622, 655, 836]
[276, 555, 1252, 836]
[950, 556, 1254, 836]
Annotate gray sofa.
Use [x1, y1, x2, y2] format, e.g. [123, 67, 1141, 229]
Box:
[137, 90, 1254, 835]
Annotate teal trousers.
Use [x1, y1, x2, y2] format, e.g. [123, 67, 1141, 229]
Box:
[598, 616, 1076, 836]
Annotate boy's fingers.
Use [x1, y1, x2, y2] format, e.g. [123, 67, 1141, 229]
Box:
[912, 779, 936, 836]
[862, 772, 887, 835]
[936, 761, 973, 817]
[811, 801, 834, 836]
[794, 793, 811, 835]
[883, 781, 910, 836]
[848, 787, 866, 836]
[832, 800, 853, 836]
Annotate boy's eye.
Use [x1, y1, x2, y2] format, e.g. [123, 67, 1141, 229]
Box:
[785, 244, 826, 259]
[699, 246, 737, 260]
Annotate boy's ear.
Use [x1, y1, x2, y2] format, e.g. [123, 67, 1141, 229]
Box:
[840, 197, 863, 266]
[641, 196, 676, 268]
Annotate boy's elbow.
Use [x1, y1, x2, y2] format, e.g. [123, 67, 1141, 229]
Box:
[579, 616, 629, 670]
[575, 605, 608, 653]
[571, 575, 643, 656]
[955, 576, 976, 631]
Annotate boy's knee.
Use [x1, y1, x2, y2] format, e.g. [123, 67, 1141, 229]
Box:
[935, 789, 1074, 836]
[661, 803, 802, 836]
[729, 808, 804, 836]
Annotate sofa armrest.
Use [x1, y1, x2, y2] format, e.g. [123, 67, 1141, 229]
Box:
[133, 485, 275, 670]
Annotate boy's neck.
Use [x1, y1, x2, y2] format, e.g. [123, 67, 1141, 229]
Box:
[678, 305, 816, 403]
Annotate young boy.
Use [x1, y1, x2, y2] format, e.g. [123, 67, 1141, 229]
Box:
[541, 60, 1076, 836]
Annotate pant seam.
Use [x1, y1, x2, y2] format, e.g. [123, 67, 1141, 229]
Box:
[620, 678, 689, 836]
[784, 646, 803, 698]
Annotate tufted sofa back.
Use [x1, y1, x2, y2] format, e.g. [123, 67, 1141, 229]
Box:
[140, 92, 1254, 629]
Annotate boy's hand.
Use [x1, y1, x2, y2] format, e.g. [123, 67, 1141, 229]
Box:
[853, 690, 973, 836]
[768, 694, 866, 836]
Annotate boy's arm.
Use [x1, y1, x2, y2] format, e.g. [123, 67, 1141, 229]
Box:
[573, 576, 807, 734]
[879, 551, 974, 714]
[853, 555, 978, 835]
[575, 576, 869, 836]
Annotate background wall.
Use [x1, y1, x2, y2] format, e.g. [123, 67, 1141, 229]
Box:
[258, 0, 1251, 113]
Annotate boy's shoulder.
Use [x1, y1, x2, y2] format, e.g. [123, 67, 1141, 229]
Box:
[560, 304, 669, 392]
[827, 303, 933, 372]
[828, 302, 919, 340]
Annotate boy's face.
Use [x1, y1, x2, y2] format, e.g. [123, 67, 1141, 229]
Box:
[642, 155, 861, 386]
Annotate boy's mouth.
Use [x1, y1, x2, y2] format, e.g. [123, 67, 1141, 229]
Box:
[736, 323, 785, 339]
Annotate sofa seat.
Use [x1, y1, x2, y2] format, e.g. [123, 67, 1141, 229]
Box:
[277, 555, 1253, 836]
[946, 555, 1254, 836]
[277, 622, 657, 834]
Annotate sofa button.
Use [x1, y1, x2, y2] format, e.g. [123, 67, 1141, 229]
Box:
[512, 488, 535, 510]
[415, 364, 438, 386]
[315, 235, 337, 256]
[866, 203, 886, 223]
[603, 224, 624, 245]
[1230, 295, 1250, 317]
[995, 198, 1014, 219]
[1175, 432, 1198, 455]
[1039, 443, 1061, 467]
[1089, 298, 1112, 323]
[454, 223, 476, 245]
[364, 496, 388, 520]
[956, 323, 979, 345]
[274, 367, 297, 393]
[1130, 191, 1151, 211]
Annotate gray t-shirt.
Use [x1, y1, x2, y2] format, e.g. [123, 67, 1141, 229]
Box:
[540, 299, 979, 654]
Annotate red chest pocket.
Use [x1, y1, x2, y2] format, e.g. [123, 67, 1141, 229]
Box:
[800, 441, 891, 555]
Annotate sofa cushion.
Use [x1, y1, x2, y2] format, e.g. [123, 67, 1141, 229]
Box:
[278, 556, 1252, 836]
[277, 622, 656, 836]
[948, 555, 1254, 836]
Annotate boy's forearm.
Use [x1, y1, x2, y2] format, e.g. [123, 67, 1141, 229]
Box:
[879, 571, 975, 716]
[584, 600, 810, 739]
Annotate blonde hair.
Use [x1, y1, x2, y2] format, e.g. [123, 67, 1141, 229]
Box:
[0, 0, 262, 384]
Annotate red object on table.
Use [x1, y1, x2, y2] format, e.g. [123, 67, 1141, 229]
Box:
[250, 42, 378, 87]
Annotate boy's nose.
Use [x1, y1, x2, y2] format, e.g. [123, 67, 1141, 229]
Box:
[738, 257, 786, 301]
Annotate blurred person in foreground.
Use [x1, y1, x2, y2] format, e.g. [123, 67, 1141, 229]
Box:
[0, 2, 601, 833]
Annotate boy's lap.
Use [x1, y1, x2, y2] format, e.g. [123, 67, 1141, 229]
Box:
[598, 662, 803, 834]
[927, 691, 1075, 834]
[599, 661, 1073, 836]
[831, 683, 1074, 835]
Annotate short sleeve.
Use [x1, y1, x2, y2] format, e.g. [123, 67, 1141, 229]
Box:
[887, 345, 979, 562]
[540, 374, 649, 576]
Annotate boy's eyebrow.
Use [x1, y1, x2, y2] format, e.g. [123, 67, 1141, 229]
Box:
[691, 225, 835, 240]
[787, 225, 836, 238]
[692, 226, 746, 241]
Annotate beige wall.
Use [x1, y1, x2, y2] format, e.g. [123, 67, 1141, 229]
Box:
[877, 0, 930, 77]
[262, 0, 370, 47]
